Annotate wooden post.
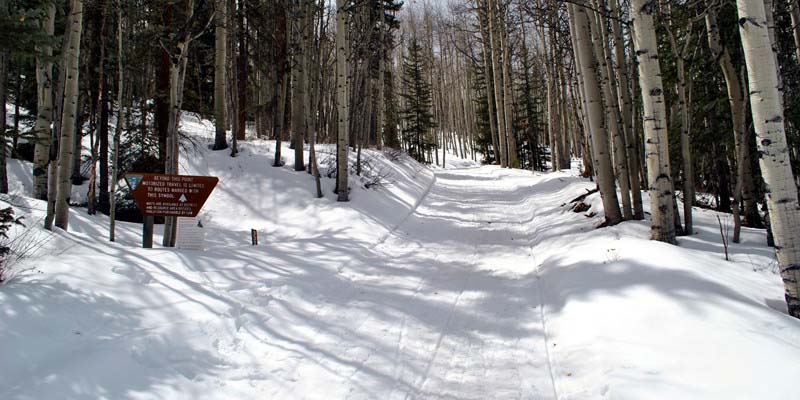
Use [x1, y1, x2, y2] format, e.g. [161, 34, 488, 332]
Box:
[143, 216, 154, 248]
[251, 229, 258, 246]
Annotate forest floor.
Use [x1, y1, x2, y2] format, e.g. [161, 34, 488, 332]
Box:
[2, 114, 800, 399]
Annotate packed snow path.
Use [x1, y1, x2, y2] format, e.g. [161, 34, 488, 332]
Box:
[4, 144, 800, 400]
[316, 166, 561, 399]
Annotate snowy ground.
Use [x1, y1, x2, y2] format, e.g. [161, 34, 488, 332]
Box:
[1, 116, 799, 399]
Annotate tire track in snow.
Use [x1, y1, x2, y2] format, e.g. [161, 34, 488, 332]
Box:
[402, 197, 488, 400]
[528, 208, 560, 400]
[268, 165, 441, 397]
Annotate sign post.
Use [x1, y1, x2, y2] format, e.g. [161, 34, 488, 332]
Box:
[143, 216, 154, 248]
[125, 173, 218, 248]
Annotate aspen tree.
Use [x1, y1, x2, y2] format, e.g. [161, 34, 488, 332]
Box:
[0, 0, 7, 194]
[589, 5, 633, 220]
[54, 0, 85, 230]
[609, 0, 644, 219]
[162, 1, 210, 247]
[32, 1, 56, 201]
[569, 3, 623, 225]
[705, 4, 760, 228]
[477, 3, 501, 164]
[499, 1, 518, 168]
[291, 0, 309, 172]
[735, 0, 800, 318]
[336, 0, 349, 201]
[630, 0, 676, 243]
[213, 0, 228, 150]
[110, 0, 125, 241]
[663, 2, 694, 234]
[487, 0, 508, 167]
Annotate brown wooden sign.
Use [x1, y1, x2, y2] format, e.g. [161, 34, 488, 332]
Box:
[126, 173, 219, 217]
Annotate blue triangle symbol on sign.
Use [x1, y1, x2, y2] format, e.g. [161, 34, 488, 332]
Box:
[125, 174, 144, 191]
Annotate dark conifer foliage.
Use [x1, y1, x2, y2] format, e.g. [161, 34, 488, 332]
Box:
[399, 38, 435, 164]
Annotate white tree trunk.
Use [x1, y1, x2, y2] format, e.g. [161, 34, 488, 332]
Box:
[499, 2, 517, 168]
[569, 3, 622, 225]
[631, 0, 677, 243]
[610, 0, 644, 219]
[110, 2, 125, 242]
[291, 0, 309, 172]
[589, 6, 633, 220]
[213, 0, 228, 150]
[54, 0, 85, 230]
[487, 0, 507, 167]
[32, 1, 56, 201]
[705, 5, 760, 227]
[336, 0, 349, 201]
[736, 0, 800, 318]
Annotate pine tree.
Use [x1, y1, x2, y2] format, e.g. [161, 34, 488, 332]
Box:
[400, 38, 436, 164]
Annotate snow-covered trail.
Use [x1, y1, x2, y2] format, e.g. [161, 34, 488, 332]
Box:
[4, 139, 799, 399]
[313, 166, 561, 399]
[237, 165, 562, 399]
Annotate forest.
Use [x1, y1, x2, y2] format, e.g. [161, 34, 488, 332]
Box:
[1, 0, 800, 397]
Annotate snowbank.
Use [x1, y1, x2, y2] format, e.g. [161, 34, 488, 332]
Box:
[1, 113, 797, 400]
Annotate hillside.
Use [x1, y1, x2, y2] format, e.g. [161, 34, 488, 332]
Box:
[0, 114, 798, 399]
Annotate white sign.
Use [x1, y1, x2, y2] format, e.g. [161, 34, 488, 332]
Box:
[176, 217, 205, 250]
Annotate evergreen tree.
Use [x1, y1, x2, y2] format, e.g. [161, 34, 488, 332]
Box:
[400, 38, 435, 164]
[470, 60, 493, 164]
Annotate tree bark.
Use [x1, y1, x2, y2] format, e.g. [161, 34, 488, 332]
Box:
[569, 3, 622, 226]
[54, 0, 85, 230]
[589, 5, 633, 220]
[499, 1, 518, 168]
[33, 2, 56, 200]
[110, 2, 125, 241]
[610, 0, 644, 219]
[291, 0, 308, 171]
[631, 0, 677, 243]
[736, 0, 800, 318]
[213, 0, 228, 150]
[705, 5, 761, 228]
[487, 0, 507, 167]
[336, 0, 349, 201]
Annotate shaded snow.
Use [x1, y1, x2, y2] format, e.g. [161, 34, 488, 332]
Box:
[1, 114, 798, 399]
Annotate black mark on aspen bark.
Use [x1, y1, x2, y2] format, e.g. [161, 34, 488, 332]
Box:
[641, 0, 657, 15]
[738, 17, 761, 27]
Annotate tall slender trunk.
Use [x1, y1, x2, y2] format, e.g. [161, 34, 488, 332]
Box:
[589, 6, 632, 220]
[235, 0, 247, 142]
[0, 0, 9, 194]
[213, 0, 228, 150]
[110, 2, 125, 241]
[663, 7, 695, 234]
[291, 0, 308, 171]
[705, 5, 761, 228]
[790, 0, 800, 62]
[377, 1, 385, 149]
[33, 2, 56, 200]
[569, 3, 622, 226]
[54, 0, 85, 230]
[609, 0, 643, 219]
[631, 0, 677, 243]
[273, 2, 287, 166]
[478, 7, 500, 164]
[336, 0, 349, 201]
[499, 2, 517, 168]
[736, 0, 800, 318]
[487, 0, 507, 167]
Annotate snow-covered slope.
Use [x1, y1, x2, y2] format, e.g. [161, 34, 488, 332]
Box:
[1, 115, 797, 400]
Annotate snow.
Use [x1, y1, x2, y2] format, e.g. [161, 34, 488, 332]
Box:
[1, 114, 799, 399]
